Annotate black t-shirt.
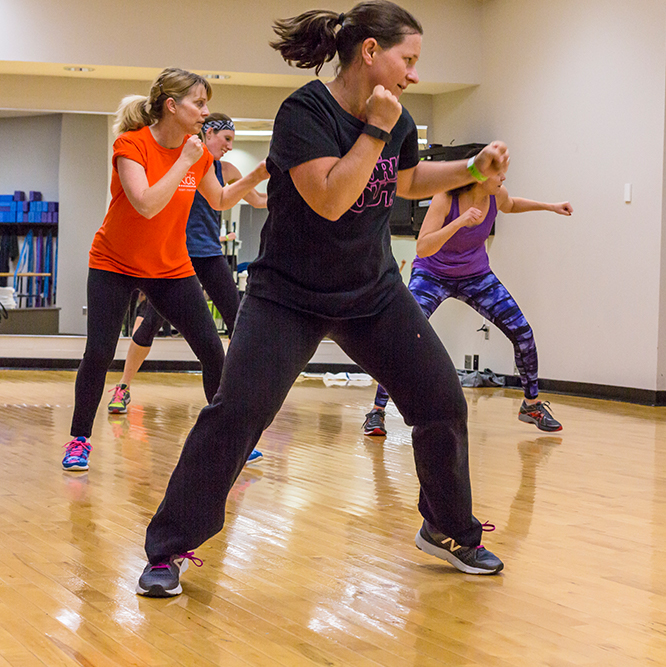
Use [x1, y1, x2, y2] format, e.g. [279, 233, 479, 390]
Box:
[247, 79, 419, 318]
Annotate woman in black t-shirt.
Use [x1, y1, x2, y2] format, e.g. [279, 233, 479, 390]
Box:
[137, 0, 510, 597]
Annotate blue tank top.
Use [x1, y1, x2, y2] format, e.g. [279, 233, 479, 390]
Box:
[186, 160, 224, 258]
[412, 194, 497, 278]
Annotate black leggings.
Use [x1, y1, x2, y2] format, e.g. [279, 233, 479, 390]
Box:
[71, 268, 224, 437]
[145, 283, 482, 563]
[133, 255, 240, 346]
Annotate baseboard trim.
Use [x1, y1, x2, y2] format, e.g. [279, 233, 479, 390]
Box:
[503, 374, 666, 406]
[0, 358, 365, 375]
[2, 357, 665, 406]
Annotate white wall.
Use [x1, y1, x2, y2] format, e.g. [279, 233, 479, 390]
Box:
[430, 0, 666, 391]
[57, 114, 110, 334]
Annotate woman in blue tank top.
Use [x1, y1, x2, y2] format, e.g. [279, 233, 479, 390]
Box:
[364, 153, 572, 436]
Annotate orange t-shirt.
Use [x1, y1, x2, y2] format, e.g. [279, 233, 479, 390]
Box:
[89, 126, 215, 278]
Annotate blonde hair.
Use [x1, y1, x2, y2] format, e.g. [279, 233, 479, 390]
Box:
[113, 67, 212, 136]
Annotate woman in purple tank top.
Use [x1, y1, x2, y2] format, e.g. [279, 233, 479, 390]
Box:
[363, 152, 572, 436]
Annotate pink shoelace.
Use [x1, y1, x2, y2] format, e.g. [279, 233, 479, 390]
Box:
[476, 521, 496, 550]
[109, 385, 127, 402]
[152, 551, 204, 570]
[63, 438, 91, 457]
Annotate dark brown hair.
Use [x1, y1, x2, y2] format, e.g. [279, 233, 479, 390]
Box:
[270, 1, 422, 75]
[447, 145, 488, 197]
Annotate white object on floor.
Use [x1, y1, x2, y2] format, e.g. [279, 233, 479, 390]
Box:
[323, 372, 373, 387]
[0, 286, 17, 309]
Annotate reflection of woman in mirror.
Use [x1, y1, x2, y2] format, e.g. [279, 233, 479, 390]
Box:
[62, 68, 268, 472]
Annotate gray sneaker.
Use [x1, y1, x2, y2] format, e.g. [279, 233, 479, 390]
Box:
[363, 408, 387, 436]
[135, 551, 202, 597]
[415, 521, 503, 575]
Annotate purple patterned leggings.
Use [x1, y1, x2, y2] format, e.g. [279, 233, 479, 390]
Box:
[373, 267, 539, 407]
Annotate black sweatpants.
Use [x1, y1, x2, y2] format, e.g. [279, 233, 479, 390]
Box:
[134, 254, 241, 345]
[145, 283, 482, 563]
[70, 268, 224, 437]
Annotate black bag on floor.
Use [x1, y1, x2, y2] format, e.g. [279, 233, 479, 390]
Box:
[457, 368, 505, 388]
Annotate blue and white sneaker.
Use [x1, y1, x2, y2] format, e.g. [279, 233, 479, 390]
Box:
[245, 449, 263, 465]
[62, 437, 92, 471]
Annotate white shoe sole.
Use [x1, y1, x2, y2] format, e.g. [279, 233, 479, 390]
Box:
[135, 557, 188, 596]
[415, 530, 499, 575]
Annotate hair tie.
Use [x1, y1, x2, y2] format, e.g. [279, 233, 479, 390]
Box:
[202, 118, 235, 133]
[337, 12, 345, 26]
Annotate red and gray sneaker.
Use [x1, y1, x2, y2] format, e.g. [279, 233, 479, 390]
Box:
[363, 408, 387, 436]
[136, 551, 203, 597]
[415, 520, 503, 575]
[518, 400, 562, 432]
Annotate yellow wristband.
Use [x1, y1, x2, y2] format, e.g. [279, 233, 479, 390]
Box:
[467, 156, 488, 182]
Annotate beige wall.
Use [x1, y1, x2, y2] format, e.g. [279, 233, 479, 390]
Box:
[0, 114, 61, 199]
[2, 0, 666, 393]
[58, 114, 110, 334]
[0, 0, 482, 89]
[431, 0, 666, 391]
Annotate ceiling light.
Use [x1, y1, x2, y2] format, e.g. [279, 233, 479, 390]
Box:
[63, 66, 95, 72]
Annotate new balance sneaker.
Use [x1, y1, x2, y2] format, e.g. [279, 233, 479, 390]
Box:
[108, 384, 131, 414]
[415, 520, 504, 575]
[246, 449, 263, 465]
[518, 400, 562, 432]
[62, 437, 92, 471]
[136, 551, 203, 597]
[363, 408, 387, 436]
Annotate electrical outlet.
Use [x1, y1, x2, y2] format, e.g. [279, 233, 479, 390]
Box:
[82, 306, 87, 316]
[473, 354, 479, 370]
[464, 355, 472, 370]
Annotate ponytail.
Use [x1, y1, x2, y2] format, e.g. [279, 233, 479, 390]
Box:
[271, 10, 341, 75]
[113, 95, 152, 136]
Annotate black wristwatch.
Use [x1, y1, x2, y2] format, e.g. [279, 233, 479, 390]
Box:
[362, 124, 392, 144]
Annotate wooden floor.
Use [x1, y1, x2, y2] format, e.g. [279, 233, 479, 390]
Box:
[1, 369, 666, 666]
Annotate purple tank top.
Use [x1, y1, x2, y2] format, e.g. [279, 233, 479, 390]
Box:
[412, 194, 497, 278]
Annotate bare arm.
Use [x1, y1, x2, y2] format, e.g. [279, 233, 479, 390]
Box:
[498, 186, 573, 215]
[198, 160, 269, 211]
[117, 135, 204, 219]
[221, 162, 267, 208]
[415, 192, 484, 258]
[397, 141, 510, 200]
[290, 85, 402, 221]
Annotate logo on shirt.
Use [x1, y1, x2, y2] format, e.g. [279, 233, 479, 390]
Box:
[350, 156, 398, 213]
[179, 172, 197, 191]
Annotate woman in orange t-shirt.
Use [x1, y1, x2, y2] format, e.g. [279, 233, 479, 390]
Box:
[62, 67, 268, 472]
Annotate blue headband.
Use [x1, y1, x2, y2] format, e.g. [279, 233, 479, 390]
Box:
[203, 118, 235, 133]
